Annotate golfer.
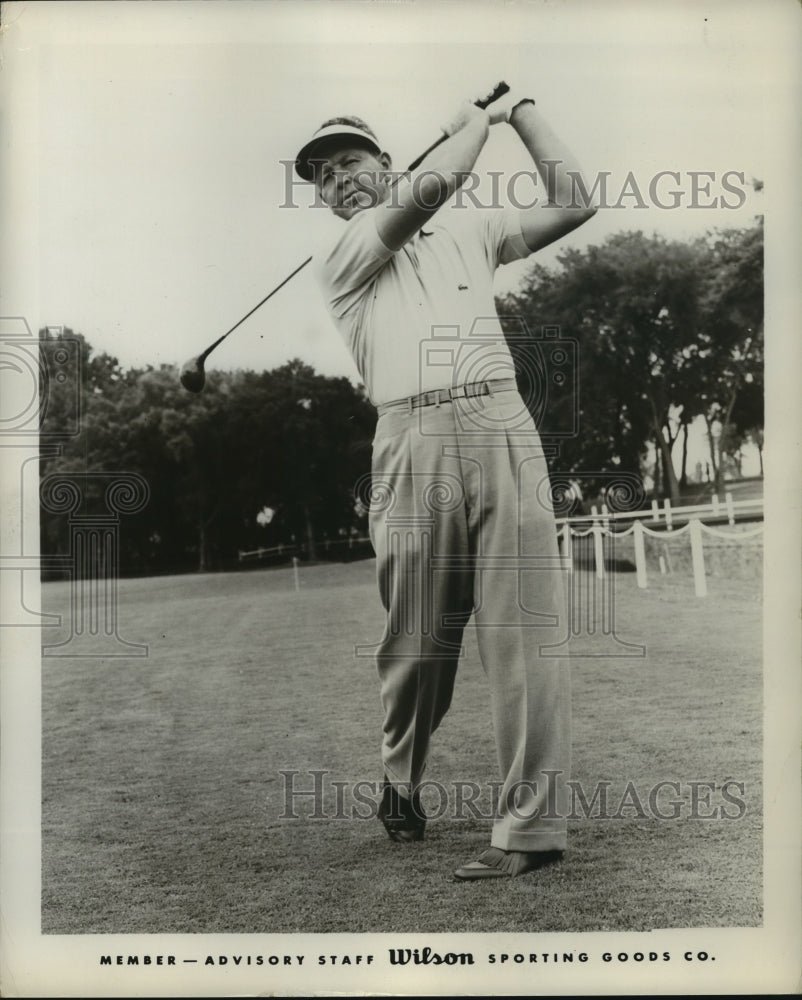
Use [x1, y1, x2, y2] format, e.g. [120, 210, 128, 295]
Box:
[294, 90, 596, 879]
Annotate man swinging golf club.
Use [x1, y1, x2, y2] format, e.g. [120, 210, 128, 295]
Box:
[294, 86, 597, 879]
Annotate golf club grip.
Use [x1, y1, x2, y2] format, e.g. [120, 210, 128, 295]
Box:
[474, 81, 510, 110]
[405, 81, 510, 172]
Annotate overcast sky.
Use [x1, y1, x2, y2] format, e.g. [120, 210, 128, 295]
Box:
[1, 0, 795, 387]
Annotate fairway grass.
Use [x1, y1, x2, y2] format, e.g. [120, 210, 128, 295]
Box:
[42, 560, 762, 933]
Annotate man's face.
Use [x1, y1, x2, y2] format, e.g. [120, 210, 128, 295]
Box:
[314, 145, 393, 221]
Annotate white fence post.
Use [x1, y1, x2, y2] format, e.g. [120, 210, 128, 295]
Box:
[634, 520, 648, 589]
[689, 518, 707, 597]
[592, 522, 605, 579]
[712, 493, 720, 517]
[663, 497, 673, 531]
[651, 499, 660, 521]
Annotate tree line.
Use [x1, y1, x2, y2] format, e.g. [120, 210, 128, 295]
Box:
[500, 220, 763, 499]
[39, 220, 762, 575]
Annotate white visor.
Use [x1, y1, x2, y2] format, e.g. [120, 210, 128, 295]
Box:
[294, 123, 382, 182]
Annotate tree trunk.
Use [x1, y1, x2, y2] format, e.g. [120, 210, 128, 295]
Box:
[647, 397, 680, 502]
[657, 429, 680, 502]
[703, 412, 720, 492]
[653, 436, 662, 496]
[680, 421, 689, 489]
[303, 502, 317, 562]
[717, 387, 740, 489]
[198, 520, 207, 573]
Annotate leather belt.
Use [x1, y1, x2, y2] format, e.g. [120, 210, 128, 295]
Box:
[376, 378, 518, 416]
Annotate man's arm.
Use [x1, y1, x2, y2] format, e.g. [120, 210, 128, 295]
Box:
[375, 106, 490, 252]
[509, 100, 597, 253]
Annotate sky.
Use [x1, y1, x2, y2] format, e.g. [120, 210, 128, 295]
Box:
[1, 0, 798, 473]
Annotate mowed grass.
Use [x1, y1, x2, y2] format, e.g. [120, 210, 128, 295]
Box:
[41, 560, 763, 933]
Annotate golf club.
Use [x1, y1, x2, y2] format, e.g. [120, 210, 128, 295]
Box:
[180, 81, 509, 392]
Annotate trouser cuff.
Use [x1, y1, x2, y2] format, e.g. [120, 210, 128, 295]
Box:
[491, 829, 568, 853]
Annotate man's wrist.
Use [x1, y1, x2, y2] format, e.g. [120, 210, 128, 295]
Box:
[509, 98, 536, 127]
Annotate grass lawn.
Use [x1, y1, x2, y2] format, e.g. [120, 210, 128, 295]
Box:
[41, 559, 762, 934]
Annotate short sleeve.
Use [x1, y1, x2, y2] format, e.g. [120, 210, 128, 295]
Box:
[483, 206, 531, 266]
[312, 210, 397, 319]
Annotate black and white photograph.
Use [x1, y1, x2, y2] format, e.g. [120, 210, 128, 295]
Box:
[0, 0, 800, 996]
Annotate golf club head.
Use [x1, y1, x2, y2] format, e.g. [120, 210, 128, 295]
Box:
[180, 356, 206, 393]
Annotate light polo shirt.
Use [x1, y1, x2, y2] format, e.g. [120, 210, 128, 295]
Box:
[312, 202, 531, 406]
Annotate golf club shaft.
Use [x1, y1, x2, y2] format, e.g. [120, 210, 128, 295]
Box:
[199, 254, 313, 363]
[197, 81, 509, 365]
[406, 81, 510, 171]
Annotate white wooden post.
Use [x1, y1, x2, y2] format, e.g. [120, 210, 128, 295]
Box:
[633, 520, 647, 589]
[712, 493, 720, 517]
[651, 499, 660, 521]
[292, 556, 300, 592]
[689, 518, 707, 597]
[663, 497, 673, 531]
[659, 554, 667, 575]
[592, 522, 605, 579]
[725, 491, 735, 526]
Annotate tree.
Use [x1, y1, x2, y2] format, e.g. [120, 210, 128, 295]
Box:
[500, 232, 706, 501]
[694, 220, 764, 489]
[39, 328, 377, 574]
[497, 221, 764, 500]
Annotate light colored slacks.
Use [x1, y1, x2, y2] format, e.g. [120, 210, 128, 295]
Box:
[368, 390, 571, 852]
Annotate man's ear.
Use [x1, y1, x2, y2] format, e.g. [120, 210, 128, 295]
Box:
[379, 151, 392, 173]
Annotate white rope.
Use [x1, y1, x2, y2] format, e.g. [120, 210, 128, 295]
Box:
[607, 524, 636, 538]
[700, 523, 764, 541]
[564, 519, 763, 546]
[640, 521, 692, 540]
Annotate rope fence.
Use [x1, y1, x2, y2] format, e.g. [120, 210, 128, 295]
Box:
[239, 490, 762, 600]
[556, 491, 763, 598]
[238, 534, 372, 564]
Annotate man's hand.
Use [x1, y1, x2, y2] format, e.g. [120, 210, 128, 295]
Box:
[440, 101, 489, 137]
[487, 92, 534, 126]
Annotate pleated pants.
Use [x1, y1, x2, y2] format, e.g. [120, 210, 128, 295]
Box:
[368, 389, 571, 852]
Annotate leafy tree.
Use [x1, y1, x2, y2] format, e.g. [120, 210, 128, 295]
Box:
[39, 329, 376, 575]
[693, 220, 764, 489]
[498, 221, 763, 500]
[500, 232, 705, 501]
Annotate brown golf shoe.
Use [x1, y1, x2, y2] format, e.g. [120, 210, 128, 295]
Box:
[453, 847, 563, 880]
